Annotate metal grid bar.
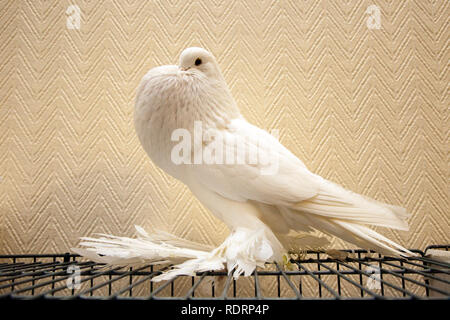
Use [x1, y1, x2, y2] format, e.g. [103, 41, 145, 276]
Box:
[313, 259, 382, 298]
[273, 262, 301, 299]
[0, 246, 448, 300]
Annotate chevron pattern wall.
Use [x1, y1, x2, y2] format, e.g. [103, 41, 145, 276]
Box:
[0, 0, 448, 258]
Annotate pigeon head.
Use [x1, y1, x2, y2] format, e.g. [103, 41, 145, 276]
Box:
[179, 47, 223, 80]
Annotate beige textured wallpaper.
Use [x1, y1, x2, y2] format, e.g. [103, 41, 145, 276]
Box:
[0, 0, 448, 255]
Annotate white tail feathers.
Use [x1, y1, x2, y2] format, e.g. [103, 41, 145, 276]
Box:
[334, 221, 415, 257]
[285, 176, 415, 257]
[285, 210, 415, 257]
[294, 177, 410, 231]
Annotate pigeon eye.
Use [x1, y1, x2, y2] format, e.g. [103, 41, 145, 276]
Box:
[195, 58, 202, 66]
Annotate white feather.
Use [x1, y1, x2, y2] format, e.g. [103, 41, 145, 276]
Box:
[72, 226, 213, 266]
[72, 226, 275, 282]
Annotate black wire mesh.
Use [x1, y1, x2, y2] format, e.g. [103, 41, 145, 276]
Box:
[0, 245, 448, 300]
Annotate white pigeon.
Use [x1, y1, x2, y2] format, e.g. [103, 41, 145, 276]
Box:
[74, 47, 414, 281]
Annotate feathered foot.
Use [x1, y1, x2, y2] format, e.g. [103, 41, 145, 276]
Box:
[72, 226, 278, 282]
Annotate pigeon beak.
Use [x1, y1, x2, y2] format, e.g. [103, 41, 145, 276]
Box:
[180, 66, 190, 71]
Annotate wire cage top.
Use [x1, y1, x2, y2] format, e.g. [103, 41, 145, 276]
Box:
[0, 245, 448, 300]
